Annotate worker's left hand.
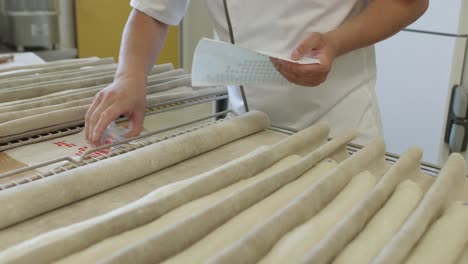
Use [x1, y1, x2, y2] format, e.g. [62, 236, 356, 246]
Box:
[271, 32, 337, 87]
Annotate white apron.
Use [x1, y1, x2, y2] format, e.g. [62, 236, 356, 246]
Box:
[131, 0, 384, 144]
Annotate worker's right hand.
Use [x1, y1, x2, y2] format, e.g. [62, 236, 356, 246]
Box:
[85, 77, 146, 147]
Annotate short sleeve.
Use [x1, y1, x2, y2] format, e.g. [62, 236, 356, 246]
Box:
[130, 0, 190, 25]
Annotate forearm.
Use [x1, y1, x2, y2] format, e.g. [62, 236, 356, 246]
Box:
[326, 0, 429, 57]
[115, 9, 169, 83]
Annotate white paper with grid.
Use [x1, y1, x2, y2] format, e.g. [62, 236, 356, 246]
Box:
[191, 38, 319, 87]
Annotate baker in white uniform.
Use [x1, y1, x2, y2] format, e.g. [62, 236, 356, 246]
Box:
[85, 0, 428, 146]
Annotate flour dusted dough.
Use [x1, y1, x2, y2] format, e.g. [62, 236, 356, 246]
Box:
[0, 111, 270, 230]
[163, 160, 337, 264]
[333, 180, 423, 264]
[405, 202, 468, 264]
[372, 153, 466, 264]
[0, 98, 92, 123]
[302, 148, 422, 264]
[206, 138, 385, 264]
[260, 171, 376, 264]
[0, 75, 115, 102]
[56, 156, 304, 264]
[0, 57, 100, 74]
[0, 130, 285, 253]
[0, 69, 186, 113]
[456, 245, 468, 264]
[0, 105, 89, 139]
[0, 64, 117, 89]
[0, 57, 114, 80]
[99, 131, 347, 264]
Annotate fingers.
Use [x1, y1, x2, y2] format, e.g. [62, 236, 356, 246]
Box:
[291, 32, 322, 60]
[90, 103, 121, 146]
[85, 92, 103, 142]
[271, 58, 328, 86]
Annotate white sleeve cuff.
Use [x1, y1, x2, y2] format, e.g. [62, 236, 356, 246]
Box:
[130, 0, 190, 25]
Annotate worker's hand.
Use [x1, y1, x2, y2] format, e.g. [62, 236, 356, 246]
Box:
[85, 77, 146, 147]
[271, 32, 337, 87]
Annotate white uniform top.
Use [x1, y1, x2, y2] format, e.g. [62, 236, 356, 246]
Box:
[130, 0, 383, 144]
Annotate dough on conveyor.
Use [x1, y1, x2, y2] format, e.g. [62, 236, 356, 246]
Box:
[57, 156, 305, 264]
[302, 147, 423, 264]
[96, 127, 342, 264]
[0, 121, 331, 264]
[205, 135, 383, 264]
[0, 58, 114, 80]
[259, 170, 377, 264]
[405, 201, 468, 264]
[371, 153, 466, 264]
[333, 179, 423, 264]
[164, 160, 337, 264]
[0, 111, 270, 231]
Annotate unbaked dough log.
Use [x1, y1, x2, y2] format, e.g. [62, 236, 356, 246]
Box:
[372, 153, 466, 264]
[0, 58, 114, 80]
[0, 98, 92, 123]
[147, 76, 192, 94]
[260, 171, 377, 264]
[0, 63, 172, 90]
[56, 156, 307, 264]
[0, 155, 298, 264]
[0, 105, 89, 139]
[0, 69, 186, 112]
[206, 138, 386, 264]
[0, 75, 115, 103]
[333, 179, 423, 264]
[102, 132, 357, 264]
[0, 70, 116, 92]
[405, 201, 468, 264]
[0, 77, 201, 123]
[0, 57, 99, 74]
[163, 160, 337, 264]
[0, 64, 117, 89]
[0, 120, 329, 263]
[456, 244, 468, 264]
[301, 147, 423, 264]
[0, 111, 271, 229]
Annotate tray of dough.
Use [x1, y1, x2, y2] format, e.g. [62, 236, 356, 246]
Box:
[0, 110, 467, 264]
[0, 57, 228, 151]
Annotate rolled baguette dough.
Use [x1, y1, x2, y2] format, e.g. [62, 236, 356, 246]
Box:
[0, 57, 101, 74]
[0, 69, 186, 113]
[56, 156, 306, 264]
[301, 147, 423, 264]
[0, 65, 117, 89]
[456, 245, 468, 264]
[0, 75, 115, 103]
[260, 171, 377, 264]
[371, 153, 466, 264]
[205, 138, 385, 264]
[163, 160, 338, 264]
[0, 105, 89, 139]
[333, 179, 423, 264]
[98, 129, 349, 264]
[0, 111, 269, 230]
[0, 58, 114, 80]
[405, 201, 468, 264]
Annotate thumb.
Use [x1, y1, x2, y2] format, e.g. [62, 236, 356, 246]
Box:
[291, 33, 322, 60]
